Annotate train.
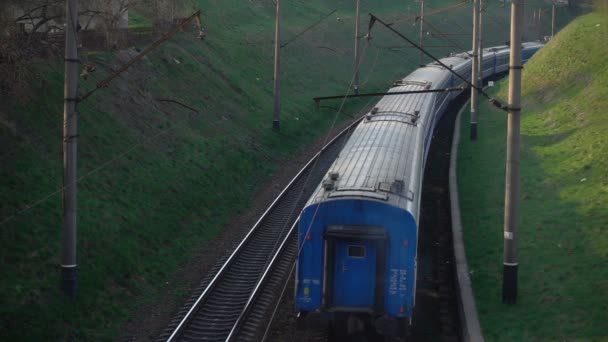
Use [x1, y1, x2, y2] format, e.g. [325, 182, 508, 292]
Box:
[295, 42, 544, 337]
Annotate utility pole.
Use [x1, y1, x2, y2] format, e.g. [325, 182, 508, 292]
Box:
[470, 0, 480, 140]
[61, 0, 79, 300]
[551, 4, 556, 37]
[533, 9, 537, 40]
[353, 0, 360, 94]
[538, 8, 543, 40]
[478, 0, 484, 87]
[503, 0, 524, 305]
[418, 0, 425, 65]
[272, 0, 281, 131]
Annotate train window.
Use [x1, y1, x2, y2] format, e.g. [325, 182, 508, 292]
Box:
[348, 245, 366, 258]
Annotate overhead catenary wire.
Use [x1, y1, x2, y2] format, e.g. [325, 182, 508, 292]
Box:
[225, 21, 389, 336]
[424, 1, 472, 38]
[289, 40, 374, 250]
[237, 0, 466, 329]
[368, 13, 512, 113]
[259, 0, 377, 252]
[251, 34, 376, 327]
[313, 87, 467, 103]
[2, 4, 477, 227]
[0, 91, 260, 228]
[421, 17, 467, 52]
[276, 27, 447, 335]
[0, 109, 202, 227]
[388, 0, 468, 26]
[261, 38, 392, 340]
[1, 1, 394, 238]
[280, 8, 338, 48]
[78, 10, 203, 103]
[425, 3, 473, 47]
[295, 42, 375, 258]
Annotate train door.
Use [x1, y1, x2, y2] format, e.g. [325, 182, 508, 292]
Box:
[324, 225, 387, 312]
[332, 239, 376, 308]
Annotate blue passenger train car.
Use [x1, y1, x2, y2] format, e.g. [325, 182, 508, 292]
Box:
[295, 42, 543, 337]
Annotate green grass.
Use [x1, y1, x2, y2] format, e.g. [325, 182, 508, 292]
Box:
[458, 10, 608, 341]
[128, 10, 151, 28]
[0, 0, 582, 340]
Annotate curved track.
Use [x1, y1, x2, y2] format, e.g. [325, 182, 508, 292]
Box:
[159, 119, 360, 342]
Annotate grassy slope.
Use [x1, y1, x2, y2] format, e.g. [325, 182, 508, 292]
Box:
[458, 10, 608, 341]
[0, 0, 577, 340]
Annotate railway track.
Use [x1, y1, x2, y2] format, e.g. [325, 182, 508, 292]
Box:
[264, 96, 469, 342]
[409, 95, 466, 342]
[158, 118, 360, 342]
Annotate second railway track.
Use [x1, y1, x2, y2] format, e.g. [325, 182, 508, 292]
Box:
[159, 119, 361, 342]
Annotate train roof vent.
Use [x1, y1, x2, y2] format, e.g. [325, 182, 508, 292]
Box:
[391, 79, 405, 87]
[403, 80, 429, 87]
[378, 180, 405, 195]
[322, 179, 335, 191]
[378, 182, 391, 192]
[366, 108, 379, 120]
[391, 180, 404, 194]
[411, 111, 420, 125]
[322, 172, 339, 191]
[363, 110, 421, 126]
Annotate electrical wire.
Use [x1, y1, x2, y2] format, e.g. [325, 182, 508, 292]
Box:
[369, 13, 512, 113]
[280, 8, 338, 48]
[422, 17, 467, 52]
[388, 0, 468, 26]
[260, 12, 446, 336]
[0, 111, 191, 226]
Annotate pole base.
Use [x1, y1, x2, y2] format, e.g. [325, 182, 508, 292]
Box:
[61, 266, 78, 300]
[272, 120, 280, 131]
[470, 122, 478, 141]
[502, 264, 518, 304]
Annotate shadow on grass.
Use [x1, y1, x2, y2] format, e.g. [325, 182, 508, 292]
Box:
[458, 108, 607, 341]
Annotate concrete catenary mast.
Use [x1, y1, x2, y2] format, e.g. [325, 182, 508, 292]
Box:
[61, 0, 79, 299]
[353, 0, 361, 94]
[503, 0, 524, 305]
[272, 0, 282, 131]
[418, 0, 425, 65]
[478, 0, 483, 87]
[470, 0, 481, 140]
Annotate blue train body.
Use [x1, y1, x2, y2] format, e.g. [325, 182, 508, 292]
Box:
[298, 200, 417, 316]
[295, 42, 543, 336]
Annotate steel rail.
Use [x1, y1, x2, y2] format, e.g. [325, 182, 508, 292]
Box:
[163, 116, 364, 342]
[225, 221, 298, 341]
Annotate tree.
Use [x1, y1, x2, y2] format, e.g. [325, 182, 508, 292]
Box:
[79, 0, 132, 48]
[13, 0, 64, 36]
[0, 1, 49, 101]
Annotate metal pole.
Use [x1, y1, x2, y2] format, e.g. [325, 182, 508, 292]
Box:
[272, 0, 281, 131]
[503, 0, 523, 305]
[538, 8, 542, 40]
[478, 0, 484, 87]
[533, 8, 537, 40]
[470, 0, 480, 140]
[61, 0, 79, 300]
[419, 0, 425, 65]
[551, 4, 555, 37]
[353, 0, 360, 94]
